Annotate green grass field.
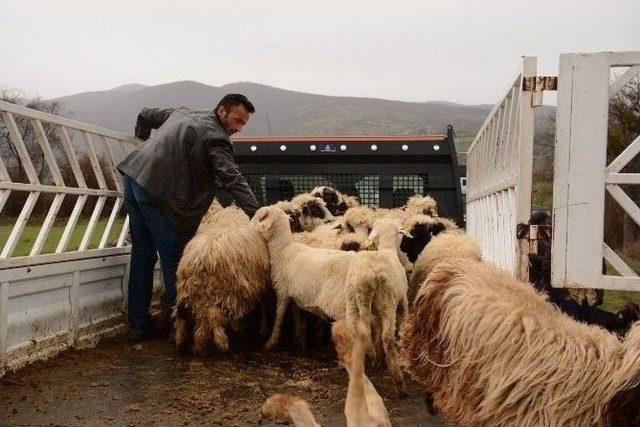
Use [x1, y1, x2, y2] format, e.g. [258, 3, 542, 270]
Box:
[1, 216, 126, 257]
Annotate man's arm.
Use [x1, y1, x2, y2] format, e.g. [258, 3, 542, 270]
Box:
[134, 107, 174, 140]
[207, 139, 260, 218]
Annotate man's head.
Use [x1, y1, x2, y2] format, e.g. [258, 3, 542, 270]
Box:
[215, 94, 255, 136]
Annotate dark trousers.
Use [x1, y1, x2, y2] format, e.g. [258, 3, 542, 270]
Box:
[122, 174, 185, 328]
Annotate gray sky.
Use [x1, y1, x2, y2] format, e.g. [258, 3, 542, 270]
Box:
[1, 0, 638, 104]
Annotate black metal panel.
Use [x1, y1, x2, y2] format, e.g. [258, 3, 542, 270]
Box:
[226, 132, 464, 225]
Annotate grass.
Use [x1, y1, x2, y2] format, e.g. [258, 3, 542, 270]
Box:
[602, 255, 640, 312]
[532, 181, 553, 211]
[1, 216, 126, 258]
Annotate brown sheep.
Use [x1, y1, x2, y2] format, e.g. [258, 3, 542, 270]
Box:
[402, 258, 640, 426]
[173, 207, 270, 354]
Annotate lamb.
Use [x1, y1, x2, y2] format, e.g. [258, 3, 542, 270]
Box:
[254, 207, 409, 394]
[310, 185, 359, 216]
[401, 258, 640, 426]
[345, 218, 410, 395]
[332, 320, 391, 427]
[261, 394, 320, 427]
[407, 232, 482, 304]
[404, 194, 438, 217]
[274, 200, 304, 232]
[290, 194, 336, 231]
[173, 207, 270, 354]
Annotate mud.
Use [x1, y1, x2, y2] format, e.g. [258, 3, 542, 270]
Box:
[0, 335, 447, 426]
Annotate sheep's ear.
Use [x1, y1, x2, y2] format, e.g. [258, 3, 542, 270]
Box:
[332, 223, 344, 230]
[368, 229, 379, 241]
[255, 209, 270, 223]
[398, 227, 413, 238]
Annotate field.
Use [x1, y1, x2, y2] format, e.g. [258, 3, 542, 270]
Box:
[0, 216, 126, 257]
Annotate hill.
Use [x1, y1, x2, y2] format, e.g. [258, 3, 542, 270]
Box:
[52, 81, 555, 139]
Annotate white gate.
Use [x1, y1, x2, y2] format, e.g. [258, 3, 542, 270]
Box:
[552, 51, 640, 291]
[466, 57, 537, 280]
[0, 100, 161, 374]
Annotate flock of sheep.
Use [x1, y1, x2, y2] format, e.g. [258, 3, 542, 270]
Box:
[169, 186, 640, 426]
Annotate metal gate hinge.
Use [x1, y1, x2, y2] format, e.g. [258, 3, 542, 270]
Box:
[522, 76, 558, 92]
[522, 76, 557, 107]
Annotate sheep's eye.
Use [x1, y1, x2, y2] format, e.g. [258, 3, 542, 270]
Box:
[346, 223, 355, 233]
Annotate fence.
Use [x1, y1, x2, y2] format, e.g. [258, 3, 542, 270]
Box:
[552, 51, 640, 291]
[0, 100, 162, 375]
[465, 57, 537, 280]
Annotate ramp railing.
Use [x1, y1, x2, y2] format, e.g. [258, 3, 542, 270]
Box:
[466, 57, 536, 280]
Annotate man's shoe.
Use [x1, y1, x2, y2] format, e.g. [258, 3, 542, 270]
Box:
[129, 322, 164, 341]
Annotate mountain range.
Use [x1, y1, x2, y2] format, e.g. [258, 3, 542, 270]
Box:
[52, 81, 555, 142]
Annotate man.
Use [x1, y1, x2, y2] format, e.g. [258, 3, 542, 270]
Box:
[117, 94, 260, 340]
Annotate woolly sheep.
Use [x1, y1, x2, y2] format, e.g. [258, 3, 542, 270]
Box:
[407, 232, 482, 304]
[173, 207, 270, 354]
[310, 185, 359, 216]
[402, 258, 640, 426]
[405, 194, 438, 217]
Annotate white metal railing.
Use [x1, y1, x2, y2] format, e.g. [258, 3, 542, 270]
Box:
[552, 51, 640, 291]
[466, 56, 536, 281]
[0, 100, 137, 268]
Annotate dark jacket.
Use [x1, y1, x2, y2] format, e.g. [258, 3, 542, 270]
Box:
[117, 106, 259, 239]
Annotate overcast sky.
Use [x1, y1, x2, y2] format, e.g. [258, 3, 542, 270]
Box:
[1, 0, 638, 104]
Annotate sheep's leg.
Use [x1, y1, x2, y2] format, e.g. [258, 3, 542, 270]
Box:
[380, 294, 407, 397]
[173, 302, 191, 354]
[193, 313, 211, 356]
[263, 295, 289, 351]
[370, 316, 384, 369]
[259, 303, 271, 338]
[291, 304, 307, 350]
[208, 306, 229, 353]
[355, 287, 376, 362]
[346, 293, 359, 331]
[395, 295, 408, 339]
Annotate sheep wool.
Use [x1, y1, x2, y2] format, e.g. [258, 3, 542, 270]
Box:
[173, 207, 270, 354]
[402, 258, 640, 426]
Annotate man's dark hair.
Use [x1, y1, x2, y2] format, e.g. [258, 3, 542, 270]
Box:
[215, 94, 255, 114]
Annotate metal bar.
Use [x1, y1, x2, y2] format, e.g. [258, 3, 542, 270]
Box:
[79, 196, 106, 251]
[116, 215, 130, 248]
[0, 181, 121, 197]
[0, 100, 138, 143]
[98, 197, 123, 249]
[69, 271, 80, 342]
[603, 243, 638, 277]
[606, 134, 640, 174]
[465, 176, 517, 203]
[58, 127, 87, 188]
[606, 184, 640, 226]
[468, 70, 522, 154]
[0, 155, 10, 182]
[610, 65, 640, 97]
[30, 119, 64, 186]
[29, 193, 65, 256]
[0, 192, 39, 259]
[81, 131, 108, 190]
[0, 190, 10, 214]
[101, 136, 123, 192]
[605, 173, 640, 184]
[0, 111, 39, 184]
[0, 247, 130, 271]
[55, 195, 87, 253]
[598, 276, 640, 291]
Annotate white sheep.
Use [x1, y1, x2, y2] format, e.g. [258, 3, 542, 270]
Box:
[254, 206, 409, 395]
[290, 194, 335, 231]
[173, 207, 270, 354]
[310, 185, 359, 216]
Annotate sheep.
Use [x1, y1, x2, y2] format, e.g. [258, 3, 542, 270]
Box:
[274, 200, 304, 232]
[310, 185, 359, 216]
[405, 194, 438, 217]
[173, 207, 270, 354]
[261, 394, 320, 427]
[401, 258, 640, 426]
[407, 232, 482, 304]
[332, 320, 391, 427]
[294, 231, 368, 252]
[290, 193, 335, 231]
[345, 218, 410, 395]
[398, 214, 456, 276]
[254, 207, 409, 394]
